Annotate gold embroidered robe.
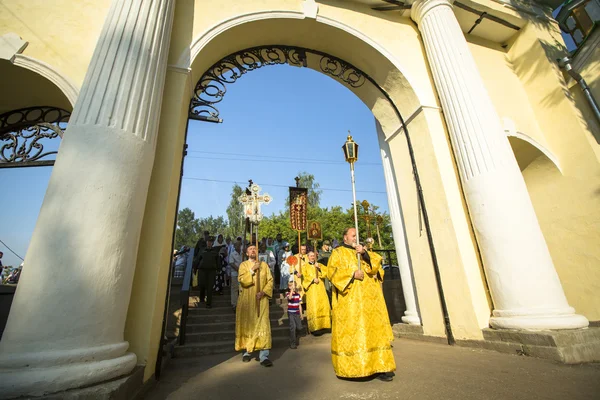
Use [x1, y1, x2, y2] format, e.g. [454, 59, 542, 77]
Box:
[289, 253, 309, 299]
[235, 260, 273, 352]
[327, 246, 395, 378]
[302, 262, 332, 332]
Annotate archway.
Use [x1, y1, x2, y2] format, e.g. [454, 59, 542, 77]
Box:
[155, 14, 471, 370]
[0, 59, 75, 338]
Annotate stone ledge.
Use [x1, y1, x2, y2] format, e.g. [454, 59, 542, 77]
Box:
[26, 365, 146, 400]
[455, 328, 600, 364]
[392, 323, 448, 344]
[477, 327, 600, 364]
[393, 323, 600, 364]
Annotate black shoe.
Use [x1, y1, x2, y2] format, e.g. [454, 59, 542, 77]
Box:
[376, 372, 395, 382]
[242, 355, 251, 363]
[260, 359, 273, 367]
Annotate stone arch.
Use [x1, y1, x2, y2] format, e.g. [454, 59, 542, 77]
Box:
[174, 10, 491, 342]
[507, 131, 563, 174]
[182, 12, 430, 138]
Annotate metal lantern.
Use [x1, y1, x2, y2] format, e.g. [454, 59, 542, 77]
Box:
[342, 132, 362, 270]
[342, 135, 359, 164]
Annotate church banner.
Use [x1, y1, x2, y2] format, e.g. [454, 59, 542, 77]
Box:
[289, 187, 308, 231]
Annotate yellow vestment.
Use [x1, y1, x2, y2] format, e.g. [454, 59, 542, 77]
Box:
[289, 253, 309, 298]
[302, 262, 332, 332]
[235, 260, 273, 352]
[327, 245, 395, 378]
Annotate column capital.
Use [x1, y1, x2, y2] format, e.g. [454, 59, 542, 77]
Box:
[410, 0, 454, 25]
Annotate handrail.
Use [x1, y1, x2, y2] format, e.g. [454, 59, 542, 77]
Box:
[179, 248, 195, 346]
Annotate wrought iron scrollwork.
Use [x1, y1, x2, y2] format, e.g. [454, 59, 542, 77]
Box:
[319, 56, 365, 88]
[189, 45, 368, 122]
[0, 106, 70, 168]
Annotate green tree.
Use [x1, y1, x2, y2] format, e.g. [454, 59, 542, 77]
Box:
[226, 184, 244, 238]
[175, 207, 200, 249]
[198, 215, 229, 238]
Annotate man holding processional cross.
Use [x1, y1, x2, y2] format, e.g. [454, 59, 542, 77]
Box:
[235, 182, 274, 367]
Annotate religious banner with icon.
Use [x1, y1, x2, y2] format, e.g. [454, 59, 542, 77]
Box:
[307, 220, 322, 240]
[289, 187, 308, 231]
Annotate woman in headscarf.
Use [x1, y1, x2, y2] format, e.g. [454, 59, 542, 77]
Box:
[278, 242, 292, 291]
[213, 233, 228, 294]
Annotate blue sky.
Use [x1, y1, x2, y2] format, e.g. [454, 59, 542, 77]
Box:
[0, 64, 388, 267]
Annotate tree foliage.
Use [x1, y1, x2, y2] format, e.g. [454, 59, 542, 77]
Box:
[175, 177, 395, 252]
[226, 184, 244, 237]
[175, 207, 200, 249]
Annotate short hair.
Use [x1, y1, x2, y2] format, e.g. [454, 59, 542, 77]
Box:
[343, 227, 354, 236]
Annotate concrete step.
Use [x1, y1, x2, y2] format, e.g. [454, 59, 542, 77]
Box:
[174, 337, 290, 357]
[186, 321, 236, 333]
[185, 326, 289, 343]
[188, 303, 286, 315]
[186, 312, 290, 325]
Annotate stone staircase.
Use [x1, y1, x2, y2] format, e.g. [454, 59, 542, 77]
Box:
[174, 286, 294, 357]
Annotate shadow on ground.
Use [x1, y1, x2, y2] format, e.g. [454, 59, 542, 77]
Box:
[145, 336, 600, 400]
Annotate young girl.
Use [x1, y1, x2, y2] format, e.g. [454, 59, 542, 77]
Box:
[286, 278, 304, 349]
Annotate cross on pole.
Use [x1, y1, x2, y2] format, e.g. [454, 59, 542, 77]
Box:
[238, 182, 272, 225]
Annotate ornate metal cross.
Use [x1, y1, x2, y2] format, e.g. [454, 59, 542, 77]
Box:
[238, 182, 272, 225]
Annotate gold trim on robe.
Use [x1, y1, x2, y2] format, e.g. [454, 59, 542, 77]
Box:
[302, 262, 332, 332]
[327, 246, 396, 378]
[235, 260, 273, 352]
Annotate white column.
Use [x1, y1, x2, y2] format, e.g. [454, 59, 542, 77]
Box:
[0, 0, 175, 397]
[410, 0, 588, 330]
[376, 120, 421, 325]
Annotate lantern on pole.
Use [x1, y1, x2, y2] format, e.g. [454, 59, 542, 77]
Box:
[342, 133, 362, 270]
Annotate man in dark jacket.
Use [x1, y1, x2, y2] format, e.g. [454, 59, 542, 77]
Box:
[198, 236, 221, 308]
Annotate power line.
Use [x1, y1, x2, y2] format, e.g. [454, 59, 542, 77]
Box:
[182, 176, 387, 194]
[186, 150, 382, 166]
[0, 239, 24, 261]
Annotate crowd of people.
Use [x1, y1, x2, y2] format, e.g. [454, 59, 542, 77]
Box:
[0, 252, 23, 285]
[185, 227, 396, 382]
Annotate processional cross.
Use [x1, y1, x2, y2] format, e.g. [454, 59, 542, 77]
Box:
[238, 181, 272, 315]
[238, 182, 272, 224]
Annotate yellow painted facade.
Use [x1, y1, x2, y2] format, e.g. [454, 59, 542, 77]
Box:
[1, 0, 599, 384]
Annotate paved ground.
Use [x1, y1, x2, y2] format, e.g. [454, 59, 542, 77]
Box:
[145, 336, 600, 400]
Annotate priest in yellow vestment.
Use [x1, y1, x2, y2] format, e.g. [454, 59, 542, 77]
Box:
[290, 244, 309, 299]
[235, 244, 274, 367]
[302, 251, 332, 334]
[327, 227, 396, 381]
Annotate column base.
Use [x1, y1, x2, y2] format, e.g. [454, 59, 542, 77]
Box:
[0, 352, 136, 398]
[401, 313, 422, 325]
[490, 308, 589, 330]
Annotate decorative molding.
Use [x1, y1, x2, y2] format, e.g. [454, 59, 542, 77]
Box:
[177, 10, 305, 69]
[302, 0, 319, 19]
[0, 32, 28, 62]
[180, 10, 429, 111]
[167, 65, 192, 75]
[411, 0, 453, 25]
[12, 54, 79, 107]
[506, 130, 563, 173]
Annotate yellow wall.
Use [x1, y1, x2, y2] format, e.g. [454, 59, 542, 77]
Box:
[505, 21, 600, 321]
[0, 0, 111, 87]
